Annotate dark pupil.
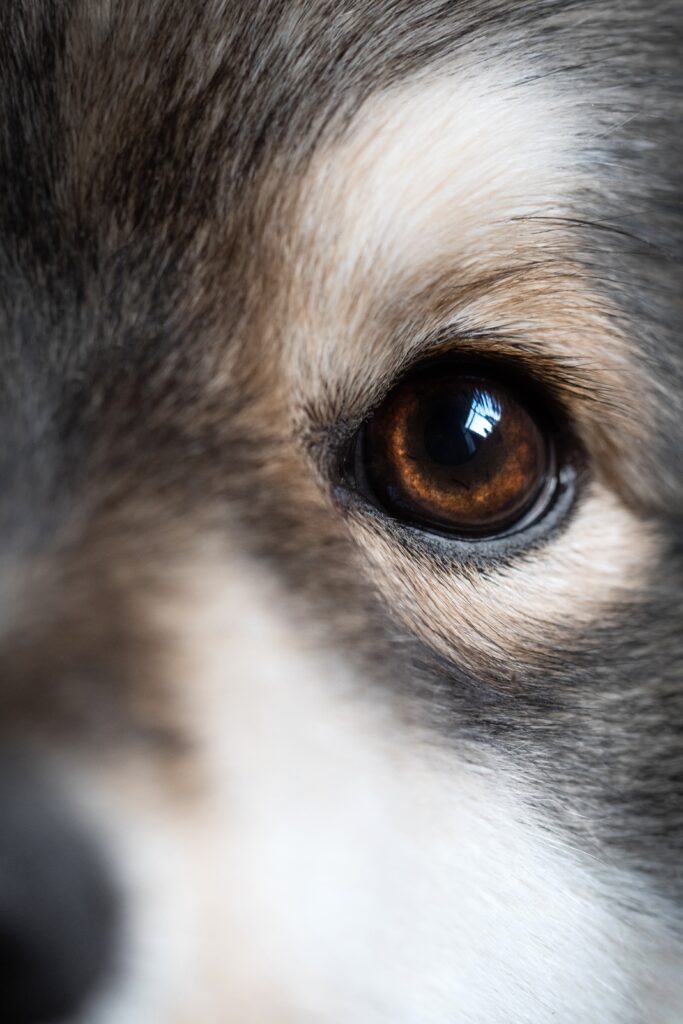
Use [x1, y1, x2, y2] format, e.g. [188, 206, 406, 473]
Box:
[422, 387, 502, 466]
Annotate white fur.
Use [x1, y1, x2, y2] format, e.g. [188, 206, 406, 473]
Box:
[288, 66, 584, 400]
[68, 557, 683, 1024]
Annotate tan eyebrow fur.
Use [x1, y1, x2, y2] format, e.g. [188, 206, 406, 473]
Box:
[277, 67, 656, 511]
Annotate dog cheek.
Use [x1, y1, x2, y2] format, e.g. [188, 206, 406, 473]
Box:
[60, 555, 683, 1024]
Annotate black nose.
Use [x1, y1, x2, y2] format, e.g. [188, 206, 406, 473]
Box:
[0, 756, 118, 1023]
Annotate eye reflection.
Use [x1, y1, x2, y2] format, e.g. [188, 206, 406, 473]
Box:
[422, 386, 502, 466]
[464, 389, 502, 440]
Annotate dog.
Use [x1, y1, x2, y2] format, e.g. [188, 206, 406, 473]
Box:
[1, 1, 682, 1021]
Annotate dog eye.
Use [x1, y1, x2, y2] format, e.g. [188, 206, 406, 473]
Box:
[351, 363, 558, 539]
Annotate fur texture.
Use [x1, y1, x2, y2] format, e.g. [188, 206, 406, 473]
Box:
[0, 2, 682, 1022]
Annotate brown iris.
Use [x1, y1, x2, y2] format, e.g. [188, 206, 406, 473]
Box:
[360, 367, 552, 536]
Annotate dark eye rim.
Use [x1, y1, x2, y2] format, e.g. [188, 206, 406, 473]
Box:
[337, 353, 583, 546]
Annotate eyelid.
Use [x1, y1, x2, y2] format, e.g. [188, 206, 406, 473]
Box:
[359, 336, 582, 438]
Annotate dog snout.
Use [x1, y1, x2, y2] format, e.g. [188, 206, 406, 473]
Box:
[0, 754, 119, 1023]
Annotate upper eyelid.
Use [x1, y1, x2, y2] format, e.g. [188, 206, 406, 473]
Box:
[304, 314, 605, 442]
[417, 328, 601, 409]
[328, 334, 581, 436]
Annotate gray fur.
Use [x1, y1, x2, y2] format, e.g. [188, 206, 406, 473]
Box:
[0, 0, 682, 1010]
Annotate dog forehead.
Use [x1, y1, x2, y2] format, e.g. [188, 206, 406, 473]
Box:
[0, 1, 613, 259]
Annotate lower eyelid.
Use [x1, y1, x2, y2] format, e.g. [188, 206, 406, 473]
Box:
[340, 459, 581, 566]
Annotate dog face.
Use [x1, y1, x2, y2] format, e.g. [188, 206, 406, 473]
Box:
[1, 2, 683, 1022]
